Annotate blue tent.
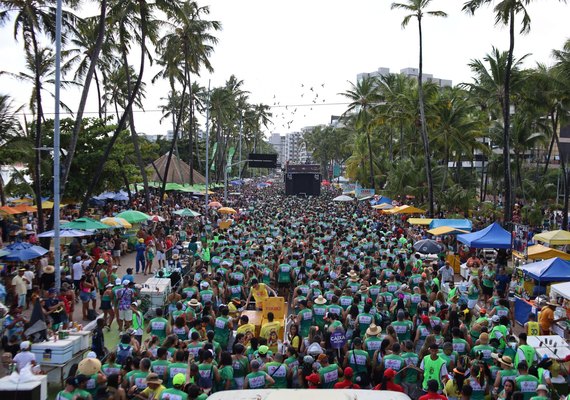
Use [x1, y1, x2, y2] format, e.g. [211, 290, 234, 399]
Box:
[429, 219, 472, 231]
[518, 258, 570, 282]
[457, 222, 511, 249]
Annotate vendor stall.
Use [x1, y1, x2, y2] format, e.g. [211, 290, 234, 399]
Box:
[457, 222, 511, 249]
[526, 244, 570, 260]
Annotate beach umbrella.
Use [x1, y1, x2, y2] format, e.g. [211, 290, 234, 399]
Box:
[413, 239, 446, 254]
[1, 242, 48, 261]
[0, 249, 11, 257]
[101, 217, 132, 229]
[62, 217, 110, 230]
[173, 208, 201, 217]
[148, 215, 166, 222]
[115, 210, 150, 224]
[333, 195, 354, 202]
[0, 206, 23, 215]
[208, 201, 222, 208]
[218, 207, 237, 214]
[14, 205, 37, 213]
[38, 229, 93, 238]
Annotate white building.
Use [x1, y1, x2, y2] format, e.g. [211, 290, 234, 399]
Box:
[269, 131, 311, 165]
[357, 66, 452, 87]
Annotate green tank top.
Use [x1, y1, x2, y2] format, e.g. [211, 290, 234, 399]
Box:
[265, 362, 287, 388]
[347, 349, 368, 374]
[319, 364, 339, 388]
[150, 317, 168, 341]
[214, 316, 230, 345]
[232, 356, 249, 378]
[246, 371, 267, 389]
[167, 362, 188, 388]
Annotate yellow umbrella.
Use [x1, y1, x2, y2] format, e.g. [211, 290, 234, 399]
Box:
[218, 207, 237, 214]
[388, 205, 426, 214]
[427, 226, 469, 236]
[527, 244, 570, 260]
[533, 230, 570, 245]
[41, 201, 55, 208]
[407, 218, 433, 226]
[100, 217, 132, 229]
[12, 198, 33, 204]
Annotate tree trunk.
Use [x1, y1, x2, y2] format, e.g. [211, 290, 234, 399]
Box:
[0, 175, 5, 206]
[79, 3, 148, 216]
[502, 9, 515, 224]
[61, 0, 107, 200]
[366, 129, 374, 189]
[188, 86, 195, 185]
[417, 17, 434, 217]
[30, 30, 44, 233]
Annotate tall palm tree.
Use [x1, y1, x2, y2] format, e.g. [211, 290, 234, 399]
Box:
[0, 94, 23, 205]
[391, 0, 447, 217]
[462, 0, 565, 223]
[340, 76, 381, 189]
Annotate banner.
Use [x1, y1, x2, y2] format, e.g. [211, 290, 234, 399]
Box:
[333, 163, 341, 178]
[355, 188, 375, 198]
[226, 147, 236, 172]
[512, 224, 529, 258]
[210, 142, 218, 171]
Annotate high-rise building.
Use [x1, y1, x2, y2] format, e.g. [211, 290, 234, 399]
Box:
[269, 131, 311, 164]
[357, 66, 452, 87]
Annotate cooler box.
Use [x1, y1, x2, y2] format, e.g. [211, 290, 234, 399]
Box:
[261, 297, 286, 339]
[141, 277, 171, 308]
[31, 339, 74, 365]
[63, 334, 82, 355]
[69, 331, 91, 352]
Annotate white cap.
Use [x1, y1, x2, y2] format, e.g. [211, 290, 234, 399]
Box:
[20, 341, 30, 350]
[122, 279, 130, 286]
[200, 281, 209, 289]
[429, 306, 436, 313]
[86, 351, 97, 359]
[115, 278, 122, 285]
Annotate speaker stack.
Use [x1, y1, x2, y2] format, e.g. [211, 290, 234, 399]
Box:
[284, 164, 321, 196]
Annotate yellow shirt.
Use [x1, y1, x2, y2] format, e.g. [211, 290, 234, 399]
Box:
[539, 307, 555, 332]
[250, 283, 269, 306]
[237, 323, 256, 336]
[260, 321, 281, 340]
[141, 384, 165, 400]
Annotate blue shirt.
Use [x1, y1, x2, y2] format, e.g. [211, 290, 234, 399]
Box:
[122, 274, 134, 283]
[135, 243, 146, 257]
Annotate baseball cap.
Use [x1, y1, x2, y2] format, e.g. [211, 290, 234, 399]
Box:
[172, 373, 186, 386]
[122, 279, 130, 286]
[343, 367, 353, 377]
[97, 258, 105, 264]
[115, 278, 122, 285]
[20, 341, 30, 350]
[491, 315, 500, 323]
[429, 306, 436, 313]
[200, 281, 209, 288]
[138, 238, 144, 243]
[86, 351, 97, 359]
[384, 368, 397, 379]
[258, 345, 269, 355]
[303, 355, 314, 364]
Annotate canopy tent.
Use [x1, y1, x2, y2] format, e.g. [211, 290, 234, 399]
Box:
[407, 218, 433, 226]
[333, 195, 354, 202]
[371, 196, 392, 206]
[527, 244, 570, 261]
[147, 154, 206, 185]
[550, 281, 570, 301]
[533, 230, 570, 245]
[372, 203, 393, 210]
[0, 206, 22, 215]
[457, 222, 511, 249]
[518, 258, 570, 282]
[429, 219, 472, 231]
[386, 205, 426, 214]
[427, 226, 470, 236]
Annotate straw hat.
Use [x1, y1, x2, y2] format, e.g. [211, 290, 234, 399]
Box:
[491, 353, 514, 368]
[172, 254, 180, 260]
[366, 324, 382, 336]
[188, 299, 200, 308]
[145, 373, 163, 385]
[314, 295, 327, 305]
[78, 358, 101, 375]
[359, 285, 369, 294]
[347, 270, 358, 278]
[43, 265, 55, 274]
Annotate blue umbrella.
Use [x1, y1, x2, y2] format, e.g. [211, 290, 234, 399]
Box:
[1, 242, 48, 261]
[37, 229, 93, 238]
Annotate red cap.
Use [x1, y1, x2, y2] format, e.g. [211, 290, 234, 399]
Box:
[421, 315, 430, 325]
[344, 367, 354, 377]
[306, 373, 320, 384]
[384, 368, 396, 379]
[366, 298, 373, 304]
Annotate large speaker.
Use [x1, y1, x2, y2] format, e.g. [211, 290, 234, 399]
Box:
[285, 173, 321, 196]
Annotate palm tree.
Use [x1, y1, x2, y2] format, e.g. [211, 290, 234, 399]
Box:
[340, 76, 381, 189]
[391, 0, 447, 217]
[0, 94, 23, 205]
[462, 0, 565, 223]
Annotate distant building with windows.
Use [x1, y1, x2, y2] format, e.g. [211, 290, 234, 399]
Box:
[269, 131, 311, 165]
[357, 66, 452, 87]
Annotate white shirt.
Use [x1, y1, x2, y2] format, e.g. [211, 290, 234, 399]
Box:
[438, 266, 454, 283]
[23, 271, 34, 290]
[72, 262, 84, 280]
[13, 351, 36, 371]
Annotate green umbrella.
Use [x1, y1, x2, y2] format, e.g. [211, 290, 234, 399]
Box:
[116, 210, 150, 224]
[173, 208, 201, 217]
[61, 217, 110, 230]
[165, 183, 184, 191]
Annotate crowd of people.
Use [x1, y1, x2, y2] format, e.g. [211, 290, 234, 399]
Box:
[2, 179, 569, 400]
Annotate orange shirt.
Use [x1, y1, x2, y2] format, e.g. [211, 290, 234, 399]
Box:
[539, 306, 555, 332]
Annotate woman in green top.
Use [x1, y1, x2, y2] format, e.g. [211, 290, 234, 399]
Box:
[468, 278, 481, 309]
[232, 343, 250, 389]
[216, 352, 234, 392]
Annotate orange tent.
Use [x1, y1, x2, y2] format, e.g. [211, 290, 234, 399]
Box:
[0, 206, 22, 215]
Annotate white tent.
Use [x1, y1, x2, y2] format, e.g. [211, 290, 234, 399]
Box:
[550, 281, 570, 301]
[333, 195, 354, 202]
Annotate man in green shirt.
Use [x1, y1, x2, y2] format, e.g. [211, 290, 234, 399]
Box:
[344, 337, 370, 386]
[420, 343, 448, 391]
[391, 310, 412, 342]
[318, 353, 341, 388]
[515, 361, 539, 400]
[530, 384, 551, 400]
[493, 355, 517, 393]
[296, 300, 313, 338]
[264, 353, 288, 388]
[56, 376, 79, 400]
[72, 375, 92, 400]
[312, 295, 328, 329]
[214, 306, 233, 350]
[159, 373, 188, 400]
[166, 351, 189, 388]
[382, 342, 405, 384]
[147, 308, 170, 344]
[470, 332, 494, 365]
[244, 360, 274, 389]
[151, 347, 170, 381]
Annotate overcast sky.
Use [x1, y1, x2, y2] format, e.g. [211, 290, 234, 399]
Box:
[0, 0, 568, 138]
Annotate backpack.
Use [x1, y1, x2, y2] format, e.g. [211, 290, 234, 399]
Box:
[116, 344, 132, 365]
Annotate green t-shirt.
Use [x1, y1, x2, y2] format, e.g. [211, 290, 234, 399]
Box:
[265, 361, 287, 388]
[159, 388, 188, 400]
[245, 371, 269, 389]
[346, 349, 369, 374]
[515, 374, 539, 400]
[216, 365, 234, 391]
[55, 390, 75, 400]
[401, 352, 419, 383]
[151, 359, 170, 378]
[150, 317, 168, 342]
[214, 316, 230, 346]
[318, 364, 339, 388]
[166, 362, 188, 388]
[297, 308, 313, 337]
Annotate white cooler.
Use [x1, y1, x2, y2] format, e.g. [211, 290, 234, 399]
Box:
[69, 331, 91, 352]
[64, 334, 83, 355]
[141, 278, 171, 308]
[31, 339, 74, 365]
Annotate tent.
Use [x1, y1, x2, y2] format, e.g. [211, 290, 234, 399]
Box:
[427, 226, 470, 236]
[518, 258, 570, 282]
[386, 205, 426, 214]
[457, 222, 511, 249]
[527, 244, 570, 261]
[550, 281, 570, 301]
[147, 154, 206, 184]
[371, 196, 392, 206]
[533, 230, 570, 245]
[407, 218, 433, 226]
[429, 219, 472, 231]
